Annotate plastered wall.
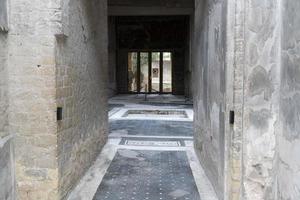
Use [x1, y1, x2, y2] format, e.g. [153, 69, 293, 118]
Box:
[242, 0, 281, 199]
[0, 136, 15, 200]
[0, 31, 8, 139]
[0, 0, 8, 31]
[0, 24, 14, 200]
[193, 0, 227, 199]
[276, 1, 300, 199]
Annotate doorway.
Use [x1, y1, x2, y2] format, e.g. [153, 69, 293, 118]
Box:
[128, 51, 173, 94]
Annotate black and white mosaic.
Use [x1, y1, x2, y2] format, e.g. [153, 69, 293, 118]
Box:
[119, 137, 186, 147]
[93, 150, 201, 200]
[109, 104, 125, 111]
[110, 120, 193, 137]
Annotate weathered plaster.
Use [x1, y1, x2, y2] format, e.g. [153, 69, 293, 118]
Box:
[0, 4, 14, 199]
[108, 0, 194, 16]
[108, 0, 194, 8]
[0, 0, 8, 31]
[242, 0, 281, 199]
[0, 32, 8, 138]
[193, 0, 227, 199]
[0, 135, 15, 200]
[276, 0, 300, 199]
[226, 0, 245, 199]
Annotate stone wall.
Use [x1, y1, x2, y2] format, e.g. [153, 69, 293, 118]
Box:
[5, 0, 108, 199]
[277, 1, 300, 199]
[193, 0, 227, 199]
[0, 15, 14, 200]
[108, 0, 194, 8]
[8, 0, 59, 199]
[55, 0, 108, 198]
[225, 0, 245, 199]
[242, 0, 281, 199]
[108, 0, 194, 16]
[0, 136, 15, 200]
[0, 31, 8, 138]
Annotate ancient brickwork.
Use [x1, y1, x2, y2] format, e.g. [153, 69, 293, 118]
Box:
[7, 0, 61, 199]
[55, 0, 108, 198]
[3, 0, 108, 199]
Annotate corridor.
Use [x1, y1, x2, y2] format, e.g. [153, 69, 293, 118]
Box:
[1, 0, 300, 199]
[67, 95, 218, 200]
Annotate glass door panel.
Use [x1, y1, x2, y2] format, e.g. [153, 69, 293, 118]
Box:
[128, 52, 138, 92]
[140, 52, 149, 93]
[151, 52, 160, 93]
[127, 51, 172, 94]
[163, 52, 172, 93]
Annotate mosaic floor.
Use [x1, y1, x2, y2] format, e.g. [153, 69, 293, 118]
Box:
[93, 150, 201, 200]
[109, 120, 193, 137]
[67, 95, 218, 200]
[119, 137, 187, 147]
[109, 104, 124, 111]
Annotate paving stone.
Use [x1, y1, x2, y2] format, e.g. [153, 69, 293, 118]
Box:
[93, 149, 201, 200]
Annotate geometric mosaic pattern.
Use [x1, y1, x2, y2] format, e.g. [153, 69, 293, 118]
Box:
[119, 137, 186, 147]
[93, 150, 201, 200]
[110, 120, 193, 137]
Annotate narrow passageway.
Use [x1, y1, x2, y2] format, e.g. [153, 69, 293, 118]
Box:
[1, 0, 300, 199]
[68, 95, 218, 200]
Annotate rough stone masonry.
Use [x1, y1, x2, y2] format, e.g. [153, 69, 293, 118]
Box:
[0, 0, 108, 199]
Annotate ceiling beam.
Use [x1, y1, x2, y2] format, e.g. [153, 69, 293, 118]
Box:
[108, 6, 194, 16]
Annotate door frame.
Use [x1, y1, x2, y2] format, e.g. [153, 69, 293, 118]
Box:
[127, 49, 174, 94]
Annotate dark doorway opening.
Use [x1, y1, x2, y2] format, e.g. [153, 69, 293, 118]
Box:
[110, 16, 190, 95]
